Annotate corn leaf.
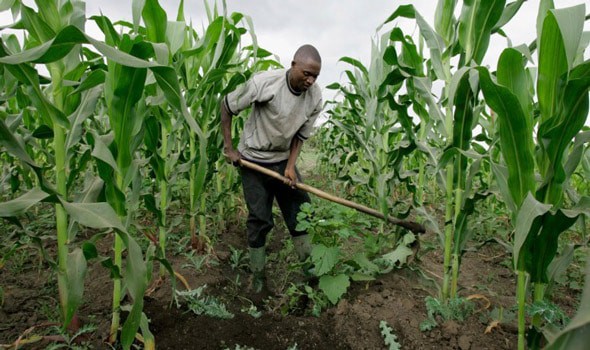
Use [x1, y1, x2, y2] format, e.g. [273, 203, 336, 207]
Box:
[0, 187, 50, 217]
[0, 118, 37, 166]
[537, 64, 590, 205]
[528, 198, 589, 282]
[60, 200, 127, 233]
[384, 5, 446, 80]
[142, 0, 167, 44]
[64, 248, 87, 327]
[514, 194, 590, 277]
[536, 6, 583, 124]
[478, 66, 535, 208]
[339, 57, 368, 79]
[20, 4, 55, 42]
[132, 0, 146, 31]
[90, 131, 119, 173]
[435, 0, 457, 44]
[166, 21, 185, 55]
[120, 234, 148, 350]
[545, 258, 590, 350]
[458, 0, 506, 64]
[492, 0, 526, 32]
[451, 69, 477, 189]
[496, 48, 533, 126]
[0, 0, 16, 12]
[65, 86, 102, 161]
[513, 194, 551, 270]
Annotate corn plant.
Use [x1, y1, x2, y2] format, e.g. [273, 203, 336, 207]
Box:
[545, 255, 590, 350]
[477, 2, 589, 348]
[0, 0, 123, 331]
[321, 31, 421, 238]
[380, 0, 525, 302]
[0, 4, 162, 349]
[173, 1, 279, 250]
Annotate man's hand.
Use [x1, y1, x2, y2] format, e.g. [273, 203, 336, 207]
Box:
[284, 166, 298, 188]
[223, 147, 241, 167]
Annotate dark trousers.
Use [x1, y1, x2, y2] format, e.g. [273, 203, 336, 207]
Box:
[240, 159, 311, 248]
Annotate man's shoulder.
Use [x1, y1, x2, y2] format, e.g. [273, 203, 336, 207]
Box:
[251, 68, 286, 83]
[307, 82, 322, 101]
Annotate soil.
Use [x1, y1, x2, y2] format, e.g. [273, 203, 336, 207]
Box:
[0, 177, 583, 349]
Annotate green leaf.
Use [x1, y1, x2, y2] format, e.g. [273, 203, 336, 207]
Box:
[319, 274, 350, 305]
[70, 69, 105, 95]
[32, 124, 54, 139]
[20, 4, 55, 42]
[0, 55, 70, 128]
[66, 87, 102, 161]
[0, 0, 16, 12]
[478, 66, 535, 207]
[545, 258, 590, 350]
[451, 69, 477, 189]
[139, 312, 155, 350]
[537, 62, 590, 205]
[311, 244, 340, 276]
[121, 299, 144, 350]
[513, 194, 551, 270]
[120, 233, 148, 349]
[166, 21, 185, 55]
[435, 0, 457, 44]
[537, 6, 584, 124]
[132, 0, 146, 31]
[492, 0, 526, 32]
[383, 4, 415, 23]
[380, 244, 414, 268]
[0, 187, 50, 217]
[64, 248, 87, 327]
[90, 132, 119, 173]
[416, 11, 448, 80]
[0, 118, 38, 166]
[339, 56, 368, 79]
[142, 0, 167, 43]
[514, 195, 590, 280]
[458, 0, 506, 64]
[497, 48, 533, 124]
[60, 200, 127, 233]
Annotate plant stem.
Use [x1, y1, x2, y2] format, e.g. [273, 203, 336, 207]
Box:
[216, 160, 225, 230]
[517, 270, 527, 350]
[110, 173, 124, 343]
[50, 64, 69, 325]
[189, 134, 196, 243]
[450, 187, 463, 297]
[54, 125, 69, 322]
[159, 124, 169, 276]
[442, 163, 454, 302]
[532, 282, 546, 328]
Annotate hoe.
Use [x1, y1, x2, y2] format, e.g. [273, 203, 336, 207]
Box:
[239, 158, 426, 234]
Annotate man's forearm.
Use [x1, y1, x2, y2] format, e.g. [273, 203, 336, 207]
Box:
[220, 100, 233, 150]
[287, 137, 304, 170]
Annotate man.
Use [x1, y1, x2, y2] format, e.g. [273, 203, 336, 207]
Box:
[221, 44, 323, 292]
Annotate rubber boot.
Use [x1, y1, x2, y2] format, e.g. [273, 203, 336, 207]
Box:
[292, 235, 316, 280]
[293, 234, 312, 261]
[249, 247, 266, 293]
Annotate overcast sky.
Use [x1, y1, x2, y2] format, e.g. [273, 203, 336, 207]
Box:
[81, 0, 589, 92]
[1, 0, 589, 95]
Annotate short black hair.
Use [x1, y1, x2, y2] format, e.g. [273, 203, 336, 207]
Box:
[293, 44, 321, 64]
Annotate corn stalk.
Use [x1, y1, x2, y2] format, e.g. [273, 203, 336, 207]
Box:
[478, 3, 590, 348]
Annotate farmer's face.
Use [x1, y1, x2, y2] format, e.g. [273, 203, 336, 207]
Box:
[290, 57, 321, 92]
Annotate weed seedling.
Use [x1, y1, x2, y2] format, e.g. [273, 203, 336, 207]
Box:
[420, 296, 475, 331]
[380, 320, 402, 350]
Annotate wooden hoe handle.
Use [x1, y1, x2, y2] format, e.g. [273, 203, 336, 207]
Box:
[239, 159, 426, 234]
